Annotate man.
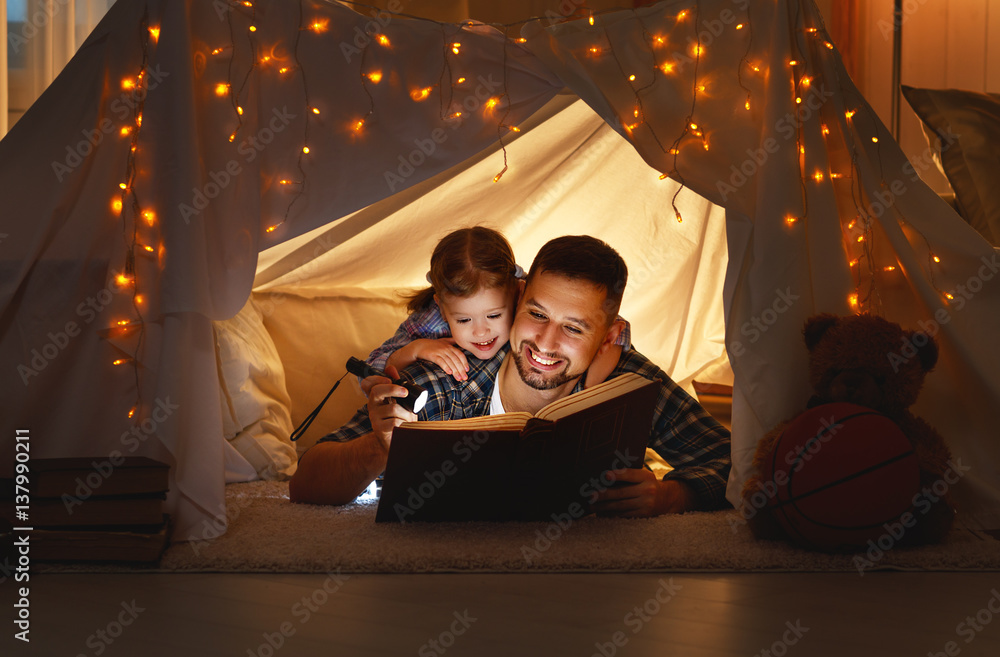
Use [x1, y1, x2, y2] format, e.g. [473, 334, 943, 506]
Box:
[290, 236, 731, 515]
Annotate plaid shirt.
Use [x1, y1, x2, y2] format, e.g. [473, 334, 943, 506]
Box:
[365, 299, 632, 372]
[321, 343, 731, 509]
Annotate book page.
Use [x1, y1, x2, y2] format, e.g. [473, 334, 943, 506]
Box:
[398, 412, 533, 431]
[535, 372, 655, 421]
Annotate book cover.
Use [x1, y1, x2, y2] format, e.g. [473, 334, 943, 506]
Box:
[375, 372, 660, 522]
[22, 457, 169, 498]
[0, 493, 165, 528]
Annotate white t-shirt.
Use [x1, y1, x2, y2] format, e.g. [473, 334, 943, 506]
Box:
[488, 373, 505, 415]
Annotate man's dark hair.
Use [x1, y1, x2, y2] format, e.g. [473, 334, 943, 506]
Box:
[526, 235, 627, 322]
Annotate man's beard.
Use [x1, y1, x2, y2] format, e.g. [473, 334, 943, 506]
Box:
[511, 341, 581, 390]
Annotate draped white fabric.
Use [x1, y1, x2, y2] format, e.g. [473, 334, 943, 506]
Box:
[1, 0, 998, 538]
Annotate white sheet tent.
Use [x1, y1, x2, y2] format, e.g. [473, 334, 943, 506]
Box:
[2, 0, 998, 541]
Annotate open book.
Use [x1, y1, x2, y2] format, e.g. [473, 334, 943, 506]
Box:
[375, 372, 659, 522]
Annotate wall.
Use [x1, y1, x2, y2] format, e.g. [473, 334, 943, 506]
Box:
[857, 0, 1000, 193]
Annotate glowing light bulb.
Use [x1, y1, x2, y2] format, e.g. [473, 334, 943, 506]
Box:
[309, 18, 329, 33]
[278, 67, 290, 74]
[752, 65, 760, 72]
[628, 74, 636, 81]
[311, 107, 320, 115]
[659, 173, 669, 180]
[668, 148, 679, 155]
[737, 23, 744, 29]
[789, 59, 798, 66]
[944, 292, 954, 300]
[588, 46, 601, 55]
[661, 63, 675, 74]
[452, 42, 461, 54]
[249, 25, 257, 32]
[120, 126, 132, 136]
[848, 219, 857, 229]
[302, 146, 310, 153]
[692, 44, 705, 56]
[450, 112, 462, 119]
[824, 41, 834, 49]
[675, 211, 683, 223]
[143, 244, 155, 253]
[121, 78, 136, 91]
[785, 215, 798, 226]
[813, 172, 824, 182]
[655, 36, 665, 45]
[795, 97, 802, 104]
[211, 47, 224, 55]
[589, 15, 594, 25]
[111, 198, 122, 213]
[801, 76, 812, 86]
[229, 132, 237, 143]
[410, 87, 432, 101]
[260, 55, 271, 64]
[148, 26, 160, 42]
[509, 126, 521, 132]
[848, 293, 859, 308]
[119, 182, 127, 190]
[493, 173, 503, 183]
[745, 99, 751, 110]
[367, 71, 383, 84]
[830, 173, 843, 179]
[377, 34, 390, 46]
[279, 179, 293, 185]
[856, 235, 865, 243]
[849, 258, 859, 267]
[884, 265, 896, 272]
[806, 27, 818, 33]
[135, 294, 145, 305]
[845, 109, 856, 119]
[932, 255, 941, 263]
[128, 407, 136, 418]
[353, 119, 365, 132]
[697, 84, 706, 93]
[821, 124, 830, 136]
[871, 136, 879, 143]
[142, 210, 156, 225]
[115, 273, 133, 287]
[678, 10, 688, 20]
[457, 77, 466, 84]
[266, 224, 280, 233]
[215, 83, 229, 96]
[514, 38, 527, 44]
[485, 97, 500, 111]
[237, 106, 243, 115]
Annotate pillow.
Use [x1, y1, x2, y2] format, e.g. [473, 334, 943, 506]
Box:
[213, 298, 298, 479]
[901, 85, 1000, 245]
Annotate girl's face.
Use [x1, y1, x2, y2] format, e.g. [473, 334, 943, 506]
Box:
[437, 285, 516, 360]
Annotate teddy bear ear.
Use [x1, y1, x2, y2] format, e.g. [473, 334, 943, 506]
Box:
[803, 313, 840, 351]
[914, 332, 939, 372]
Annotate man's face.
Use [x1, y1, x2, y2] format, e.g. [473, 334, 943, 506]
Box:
[508, 271, 615, 390]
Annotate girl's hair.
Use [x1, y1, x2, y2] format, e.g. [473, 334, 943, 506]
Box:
[407, 227, 518, 313]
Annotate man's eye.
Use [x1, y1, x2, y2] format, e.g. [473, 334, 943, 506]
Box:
[565, 326, 582, 335]
[529, 311, 546, 320]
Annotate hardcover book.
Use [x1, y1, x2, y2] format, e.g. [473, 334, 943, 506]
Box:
[375, 372, 660, 522]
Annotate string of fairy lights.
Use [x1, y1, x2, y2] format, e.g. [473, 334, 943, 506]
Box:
[105, 0, 952, 420]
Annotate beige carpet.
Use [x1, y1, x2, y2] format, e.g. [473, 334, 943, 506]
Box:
[103, 481, 998, 573]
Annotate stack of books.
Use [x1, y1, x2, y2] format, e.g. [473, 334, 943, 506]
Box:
[1, 456, 171, 562]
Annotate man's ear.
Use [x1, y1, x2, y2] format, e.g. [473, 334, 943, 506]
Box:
[597, 319, 625, 356]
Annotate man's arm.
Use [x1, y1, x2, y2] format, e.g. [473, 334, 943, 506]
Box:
[593, 351, 731, 515]
[289, 432, 388, 505]
[289, 372, 416, 505]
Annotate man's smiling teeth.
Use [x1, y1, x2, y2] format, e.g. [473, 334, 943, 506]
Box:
[530, 351, 558, 366]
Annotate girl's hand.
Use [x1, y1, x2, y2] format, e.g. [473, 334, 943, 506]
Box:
[412, 338, 470, 381]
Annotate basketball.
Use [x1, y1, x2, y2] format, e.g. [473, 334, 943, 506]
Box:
[760, 402, 921, 551]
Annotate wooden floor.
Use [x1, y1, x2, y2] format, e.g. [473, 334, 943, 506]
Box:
[6, 572, 1000, 656]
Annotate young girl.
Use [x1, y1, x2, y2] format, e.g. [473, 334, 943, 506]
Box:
[366, 226, 631, 387]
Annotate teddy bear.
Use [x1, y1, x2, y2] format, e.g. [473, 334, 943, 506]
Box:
[741, 312, 956, 548]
